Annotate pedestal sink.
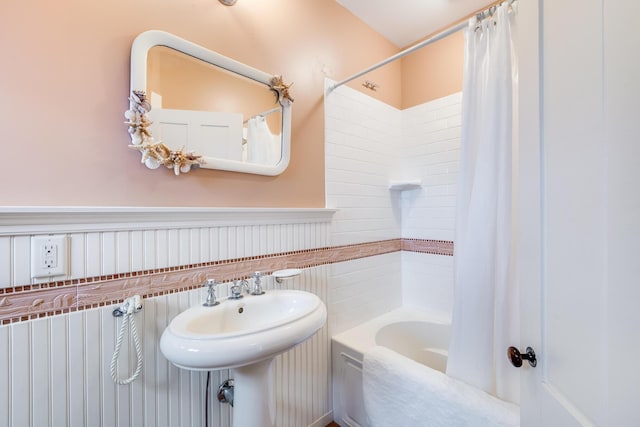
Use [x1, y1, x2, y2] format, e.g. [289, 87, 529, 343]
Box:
[160, 289, 327, 427]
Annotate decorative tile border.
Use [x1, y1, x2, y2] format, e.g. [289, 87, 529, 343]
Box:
[401, 239, 454, 256]
[0, 238, 452, 324]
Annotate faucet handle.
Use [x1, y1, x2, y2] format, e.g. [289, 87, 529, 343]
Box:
[202, 279, 221, 307]
[203, 278, 219, 288]
[251, 272, 265, 295]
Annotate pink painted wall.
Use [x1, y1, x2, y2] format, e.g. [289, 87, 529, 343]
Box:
[0, 0, 401, 207]
[401, 32, 464, 109]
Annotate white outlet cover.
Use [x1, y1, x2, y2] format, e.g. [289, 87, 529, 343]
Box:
[31, 234, 68, 279]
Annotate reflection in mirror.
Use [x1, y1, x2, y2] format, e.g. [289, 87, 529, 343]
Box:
[126, 30, 293, 176]
[147, 46, 283, 166]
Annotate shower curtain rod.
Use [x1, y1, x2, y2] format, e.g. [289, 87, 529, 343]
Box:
[328, 0, 514, 92]
[243, 106, 281, 124]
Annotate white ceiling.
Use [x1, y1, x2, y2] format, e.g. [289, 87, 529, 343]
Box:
[336, 0, 491, 47]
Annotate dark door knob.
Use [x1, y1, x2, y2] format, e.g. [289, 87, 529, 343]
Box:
[507, 346, 537, 368]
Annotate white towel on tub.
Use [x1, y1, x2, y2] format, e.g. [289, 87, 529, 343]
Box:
[363, 346, 519, 427]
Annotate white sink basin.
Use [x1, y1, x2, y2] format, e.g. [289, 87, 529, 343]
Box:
[160, 289, 327, 370]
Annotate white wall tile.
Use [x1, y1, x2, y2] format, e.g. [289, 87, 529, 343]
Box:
[325, 81, 460, 334]
[329, 252, 402, 335]
[325, 81, 461, 247]
[401, 92, 462, 241]
[400, 90, 460, 299]
[402, 251, 454, 319]
[325, 80, 403, 247]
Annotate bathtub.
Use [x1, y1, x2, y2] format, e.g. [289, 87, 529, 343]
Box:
[331, 307, 451, 427]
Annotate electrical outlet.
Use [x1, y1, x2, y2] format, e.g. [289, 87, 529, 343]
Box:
[31, 234, 68, 279]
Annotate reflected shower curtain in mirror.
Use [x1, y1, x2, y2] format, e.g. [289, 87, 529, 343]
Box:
[246, 116, 276, 165]
[446, 2, 519, 404]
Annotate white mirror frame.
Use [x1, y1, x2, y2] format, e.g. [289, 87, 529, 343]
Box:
[128, 30, 292, 176]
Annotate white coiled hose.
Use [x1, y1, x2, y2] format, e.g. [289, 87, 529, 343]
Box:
[110, 295, 144, 385]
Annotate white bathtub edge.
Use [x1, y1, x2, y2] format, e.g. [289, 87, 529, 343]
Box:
[331, 306, 451, 357]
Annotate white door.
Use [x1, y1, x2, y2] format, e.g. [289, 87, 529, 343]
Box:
[149, 108, 244, 161]
[517, 1, 640, 425]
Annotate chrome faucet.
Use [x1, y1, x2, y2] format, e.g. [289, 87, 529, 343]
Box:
[229, 279, 250, 300]
[202, 279, 221, 307]
[250, 271, 265, 295]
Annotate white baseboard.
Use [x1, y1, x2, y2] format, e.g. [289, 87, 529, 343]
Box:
[309, 410, 334, 427]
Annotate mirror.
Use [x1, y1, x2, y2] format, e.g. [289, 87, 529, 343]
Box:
[126, 30, 293, 176]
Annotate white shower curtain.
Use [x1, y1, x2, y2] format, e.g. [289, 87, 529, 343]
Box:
[246, 116, 276, 165]
[445, 2, 519, 404]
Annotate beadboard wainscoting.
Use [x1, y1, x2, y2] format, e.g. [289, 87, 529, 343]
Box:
[0, 208, 335, 290]
[0, 208, 335, 427]
[0, 266, 331, 427]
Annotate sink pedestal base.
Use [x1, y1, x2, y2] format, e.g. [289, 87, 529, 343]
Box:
[231, 358, 276, 427]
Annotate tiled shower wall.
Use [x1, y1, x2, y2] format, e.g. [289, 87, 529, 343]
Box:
[399, 93, 461, 317]
[324, 80, 404, 333]
[325, 80, 460, 323]
[0, 210, 334, 427]
[324, 80, 402, 248]
[400, 92, 461, 242]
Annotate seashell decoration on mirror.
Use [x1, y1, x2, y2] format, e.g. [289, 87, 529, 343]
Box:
[126, 90, 204, 175]
[126, 30, 294, 176]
